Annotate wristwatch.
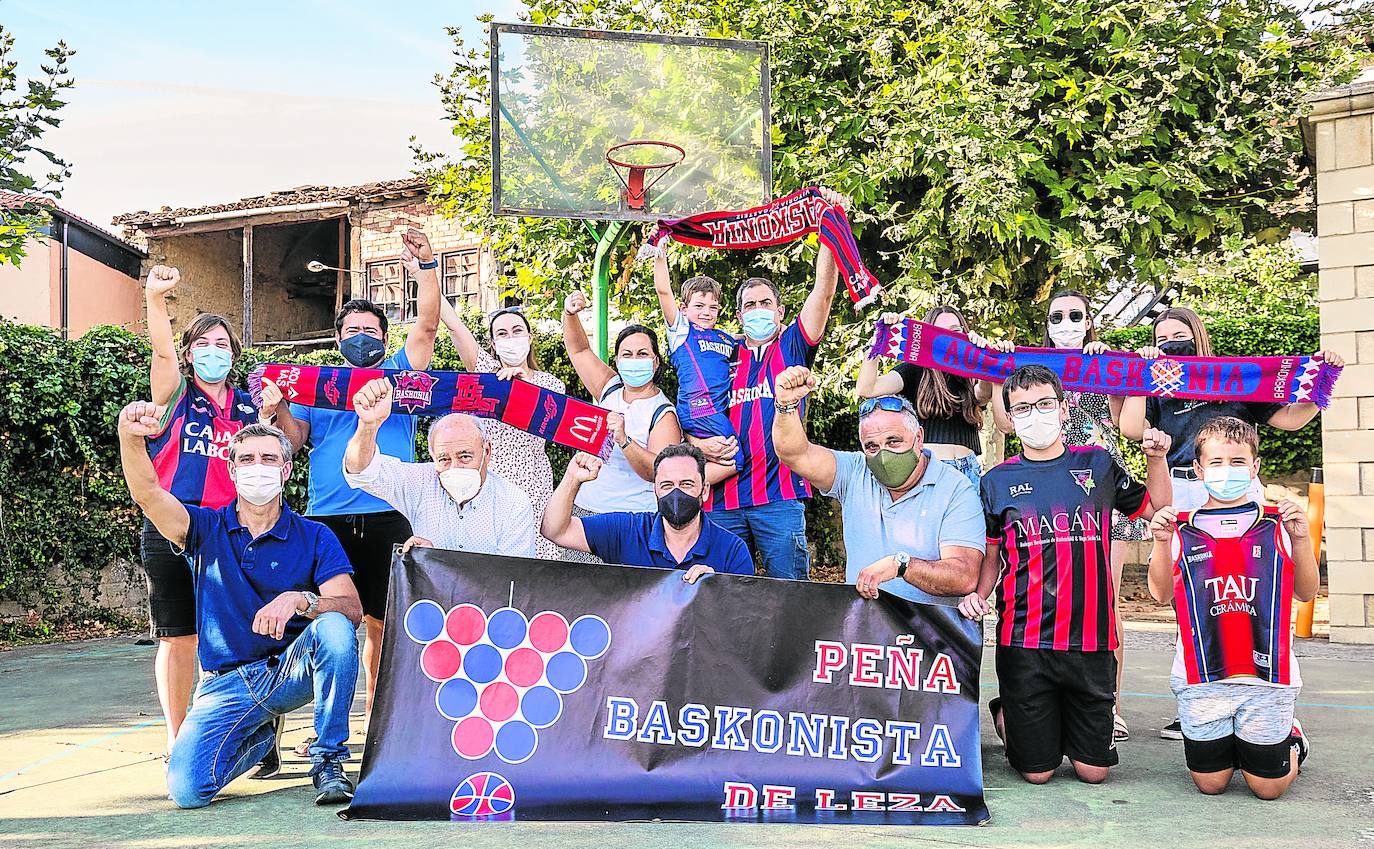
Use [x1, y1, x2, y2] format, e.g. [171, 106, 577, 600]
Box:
[300, 590, 320, 617]
[893, 552, 911, 578]
[418, 258, 439, 270]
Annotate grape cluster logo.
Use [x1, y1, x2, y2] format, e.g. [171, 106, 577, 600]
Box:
[402, 599, 611, 766]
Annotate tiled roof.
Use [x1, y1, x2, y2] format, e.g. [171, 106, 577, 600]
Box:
[0, 190, 145, 254]
[113, 177, 430, 229]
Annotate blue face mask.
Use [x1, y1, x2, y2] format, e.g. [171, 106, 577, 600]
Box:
[617, 357, 655, 388]
[190, 346, 232, 383]
[340, 332, 385, 367]
[1201, 466, 1254, 502]
[742, 308, 778, 341]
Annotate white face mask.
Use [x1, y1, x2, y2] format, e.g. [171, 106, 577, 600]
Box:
[234, 463, 284, 506]
[1014, 408, 1063, 451]
[439, 467, 482, 505]
[1049, 322, 1087, 349]
[494, 336, 531, 366]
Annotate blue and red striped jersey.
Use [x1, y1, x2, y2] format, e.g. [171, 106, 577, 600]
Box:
[666, 312, 738, 432]
[1171, 505, 1295, 686]
[709, 318, 819, 511]
[145, 376, 259, 509]
[980, 446, 1148, 652]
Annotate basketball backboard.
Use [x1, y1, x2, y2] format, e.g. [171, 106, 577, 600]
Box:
[490, 23, 772, 222]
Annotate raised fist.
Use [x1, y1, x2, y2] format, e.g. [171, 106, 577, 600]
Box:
[146, 266, 180, 298]
[565, 291, 588, 316]
[567, 452, 603, 484]
[353, 378, 393, 427]
[1141, 427, 1172, 460]
[774, 366, 816, 408]
[119, 401, 166, 438]
[401, 228, 434, 263]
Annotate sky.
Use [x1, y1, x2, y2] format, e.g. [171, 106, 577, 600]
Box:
[3, 0, 524, 227]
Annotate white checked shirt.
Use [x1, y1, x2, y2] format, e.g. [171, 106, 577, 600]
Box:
[343, 452, 537, 558]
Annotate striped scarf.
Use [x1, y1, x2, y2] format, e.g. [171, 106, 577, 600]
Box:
[642, 187, 882, 309]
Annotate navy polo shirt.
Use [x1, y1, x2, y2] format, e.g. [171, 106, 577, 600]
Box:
[579, 511, 754, 575]
[180, 502, 352, 672]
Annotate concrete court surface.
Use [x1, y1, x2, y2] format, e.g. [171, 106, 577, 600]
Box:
[2, 623, 1372, 849]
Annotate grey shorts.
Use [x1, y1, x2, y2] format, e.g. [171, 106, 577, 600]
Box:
[1172, 679, 1298, 745]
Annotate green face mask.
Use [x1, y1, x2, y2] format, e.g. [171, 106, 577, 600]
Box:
[865, 447, 919, 488]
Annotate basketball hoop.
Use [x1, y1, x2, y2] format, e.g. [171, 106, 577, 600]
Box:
[606, 140, 685, 213]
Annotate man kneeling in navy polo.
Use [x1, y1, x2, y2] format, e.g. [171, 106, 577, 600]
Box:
[542, 443, 754, 579]
[117, 403, 363, 808]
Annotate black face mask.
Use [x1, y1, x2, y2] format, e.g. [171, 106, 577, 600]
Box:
[658, 487, 703, 529]
[1158, 339, 1197, 358]
[341, 333, 385, 367]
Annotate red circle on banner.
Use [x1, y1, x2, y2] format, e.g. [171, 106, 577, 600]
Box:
[452, 716, 495, 759]
[446, 604, 486, 646]
[528, 611, 569, 653]
[480, 681, 519, 722]
[504, 648, 545, 688]
[420, 640, 462, 680]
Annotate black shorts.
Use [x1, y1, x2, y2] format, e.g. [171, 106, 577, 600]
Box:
[995, 644, 1119, 773]
[139, 518, 196, 638]
[1183, 734, 1295, 780]
[313, 510, 412, 620]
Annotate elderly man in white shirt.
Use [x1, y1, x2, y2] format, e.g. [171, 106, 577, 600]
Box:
[342, 378, 536, 558]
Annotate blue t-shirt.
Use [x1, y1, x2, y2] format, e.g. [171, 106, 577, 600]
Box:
[820, 449, 986, 605]
[181, 502, 353, 672]
[579, 510, 754, 575]
[291, 348, 418, 516]
[666, 313, 738, 432]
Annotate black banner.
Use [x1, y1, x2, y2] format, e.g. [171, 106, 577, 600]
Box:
[343, 549, 989, 825]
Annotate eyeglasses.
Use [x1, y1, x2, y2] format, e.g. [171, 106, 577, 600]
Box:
[859, 396, 917, 418]
[1008, 397, 1061, 419]
[1048, 310, 1085, 325]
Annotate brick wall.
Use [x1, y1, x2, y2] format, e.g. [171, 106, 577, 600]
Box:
[352, 200, 498, 315]
[1309, 82, 1374, 643]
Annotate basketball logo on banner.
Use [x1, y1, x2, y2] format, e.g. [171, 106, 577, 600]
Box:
[450, 771, 516, 818]
[402, 598, 611, 776]
[1150, 358, 1185, 397]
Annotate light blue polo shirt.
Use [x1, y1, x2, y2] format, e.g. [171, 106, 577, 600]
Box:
[821, 449, 986, 605]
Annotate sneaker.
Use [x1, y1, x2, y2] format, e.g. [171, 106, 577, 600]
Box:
[1160, 718, 1184, 741]
[250, 715, 285, 779]
[311, 758, 355, 805]
[1113, 710, 1130, 742]
[1290, 718, 1310, 767]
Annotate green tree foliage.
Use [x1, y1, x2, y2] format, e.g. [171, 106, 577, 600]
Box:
[426, 0, 1359, 345]
[0, 23, 74, 266]
[1170, 235, 1317, 321]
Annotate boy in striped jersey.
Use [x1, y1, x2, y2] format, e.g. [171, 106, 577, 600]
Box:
[1147, 417, 1314, 799]
[960, 364, 1173, 784]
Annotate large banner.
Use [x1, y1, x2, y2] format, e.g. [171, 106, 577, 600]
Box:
[343, 549, 989, 825]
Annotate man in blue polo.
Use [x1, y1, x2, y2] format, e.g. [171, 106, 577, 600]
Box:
[771, 366, 986, 602]
[117, 402, 363, 808]
[542, 443, 753, 579]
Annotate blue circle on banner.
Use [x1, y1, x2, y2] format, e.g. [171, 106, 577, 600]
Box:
[546, 651, 586, 693]
[520, 685, 562, 727]
[486, 608, 528, 650]
[404, 600, 445, 643]
[495, 720, 537, 763]
[569, 615, 610, 659]
[436, 677, 479, 720]
[463, 644, 504, 684]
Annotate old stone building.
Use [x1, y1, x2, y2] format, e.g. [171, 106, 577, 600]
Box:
[115, 178, 499, 347]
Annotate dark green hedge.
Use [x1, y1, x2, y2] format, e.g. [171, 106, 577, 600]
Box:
[0, 310, 1318, 629]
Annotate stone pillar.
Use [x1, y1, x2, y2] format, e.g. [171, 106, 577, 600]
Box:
[1309, 82, 1374, 643]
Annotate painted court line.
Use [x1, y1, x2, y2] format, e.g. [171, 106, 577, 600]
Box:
[0, 719, 162, 784]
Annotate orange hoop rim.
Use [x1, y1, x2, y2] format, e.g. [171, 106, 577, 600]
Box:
[605, 139, 686, 172]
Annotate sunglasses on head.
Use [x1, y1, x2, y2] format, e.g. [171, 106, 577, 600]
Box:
[488, 305, 525, 321]
[1048, 310, 1085, 324]
[858, 396, 917, 418]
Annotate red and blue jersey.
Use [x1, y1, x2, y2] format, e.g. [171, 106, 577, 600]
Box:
[146, 376, 259, 509]
[709, 318, 819, 511]
[980, 446, 1149, 652]
[1172, 505, 1295, 686]
[666, 313, 738, 434]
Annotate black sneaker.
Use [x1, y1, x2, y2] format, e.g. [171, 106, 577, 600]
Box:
[1160, 718, 1184, 740]
[311, 758, 355, 805]
[250, 714, 285, 779]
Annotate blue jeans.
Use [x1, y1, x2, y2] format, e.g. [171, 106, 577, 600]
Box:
[944, 454, 982, 487]
[712, 499, 810, 580]
[166, 611, 358, 808]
